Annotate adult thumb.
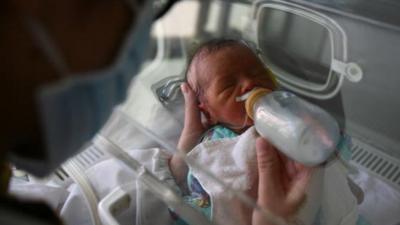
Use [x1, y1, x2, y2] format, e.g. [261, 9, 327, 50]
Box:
[256, 137, 282, 206]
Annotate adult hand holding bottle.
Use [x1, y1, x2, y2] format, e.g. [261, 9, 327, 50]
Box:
[253, 137, 312, 225]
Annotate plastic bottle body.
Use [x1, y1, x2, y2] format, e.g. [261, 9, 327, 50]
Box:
[251, 91, 339, 166]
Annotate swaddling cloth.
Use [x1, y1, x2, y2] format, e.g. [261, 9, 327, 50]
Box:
[187, 127, 258, 225]
[187, 126, 359, 225]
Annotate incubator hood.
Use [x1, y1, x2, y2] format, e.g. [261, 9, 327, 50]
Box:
[101, 1, 400, 224]
[8, 1, 400, 225]
[91, 1, 400, 223]
[132, 0, 400, 191]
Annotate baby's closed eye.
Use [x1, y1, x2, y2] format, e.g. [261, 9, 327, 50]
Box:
[219, 83, 236, 96]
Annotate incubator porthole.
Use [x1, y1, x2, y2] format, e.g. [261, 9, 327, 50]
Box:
[250, 1, 357, 99]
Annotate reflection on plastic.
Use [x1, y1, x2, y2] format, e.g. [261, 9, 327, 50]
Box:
[94, 135, 214, 225]
[95, 109, 288, 225]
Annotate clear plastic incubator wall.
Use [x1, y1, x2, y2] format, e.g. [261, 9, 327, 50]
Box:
[10, 1, 400, 225]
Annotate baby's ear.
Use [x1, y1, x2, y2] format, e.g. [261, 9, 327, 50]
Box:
[198, 101, 206, 110]
[198, 102, 209, 118]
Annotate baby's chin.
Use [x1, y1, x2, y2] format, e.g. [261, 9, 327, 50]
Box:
[224, 120, 254, 134]
[233, 126, 252, 134]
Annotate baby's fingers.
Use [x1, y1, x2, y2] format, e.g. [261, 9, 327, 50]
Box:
[181, 83, 197, 106]
[181, 83, 204, 129]
[181, 83, 200, 118]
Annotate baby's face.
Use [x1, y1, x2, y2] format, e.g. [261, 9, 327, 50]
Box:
[189, 45, 275, 133]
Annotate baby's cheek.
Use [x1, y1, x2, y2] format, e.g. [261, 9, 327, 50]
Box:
[230, 104, 248, 123]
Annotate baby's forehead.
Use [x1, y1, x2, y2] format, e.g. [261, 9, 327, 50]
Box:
[192, 45, 258, 80]
[187, 42, 264, 97]
[187, 51, 214, 90]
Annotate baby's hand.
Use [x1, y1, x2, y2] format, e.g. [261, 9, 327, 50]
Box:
[177, 83, 209, 152]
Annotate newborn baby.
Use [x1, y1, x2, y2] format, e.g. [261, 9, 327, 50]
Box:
[168, 39, 360, 225]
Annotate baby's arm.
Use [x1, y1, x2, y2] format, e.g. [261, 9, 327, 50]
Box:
[169, 83, 209, 186]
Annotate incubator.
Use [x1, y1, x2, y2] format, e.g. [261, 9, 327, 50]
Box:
[8, 0, 400, 225]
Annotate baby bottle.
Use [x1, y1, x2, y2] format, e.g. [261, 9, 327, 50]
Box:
[243, 88, 340, 166]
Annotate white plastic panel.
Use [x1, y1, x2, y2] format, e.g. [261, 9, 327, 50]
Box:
[249, 0, 363, 99]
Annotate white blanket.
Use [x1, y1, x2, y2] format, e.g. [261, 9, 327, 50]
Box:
[351, 166, 400, 225]
[10, 147, 176, 225]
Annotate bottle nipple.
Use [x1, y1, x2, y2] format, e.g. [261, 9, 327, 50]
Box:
[244, 88, 272, 120]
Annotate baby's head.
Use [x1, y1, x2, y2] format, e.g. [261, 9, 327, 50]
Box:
[186, 39, 276, 133]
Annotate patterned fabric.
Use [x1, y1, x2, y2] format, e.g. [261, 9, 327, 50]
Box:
[170, 125, 238, 225]
[202, 125, 238, 141]
[336, 134, 353, 161]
